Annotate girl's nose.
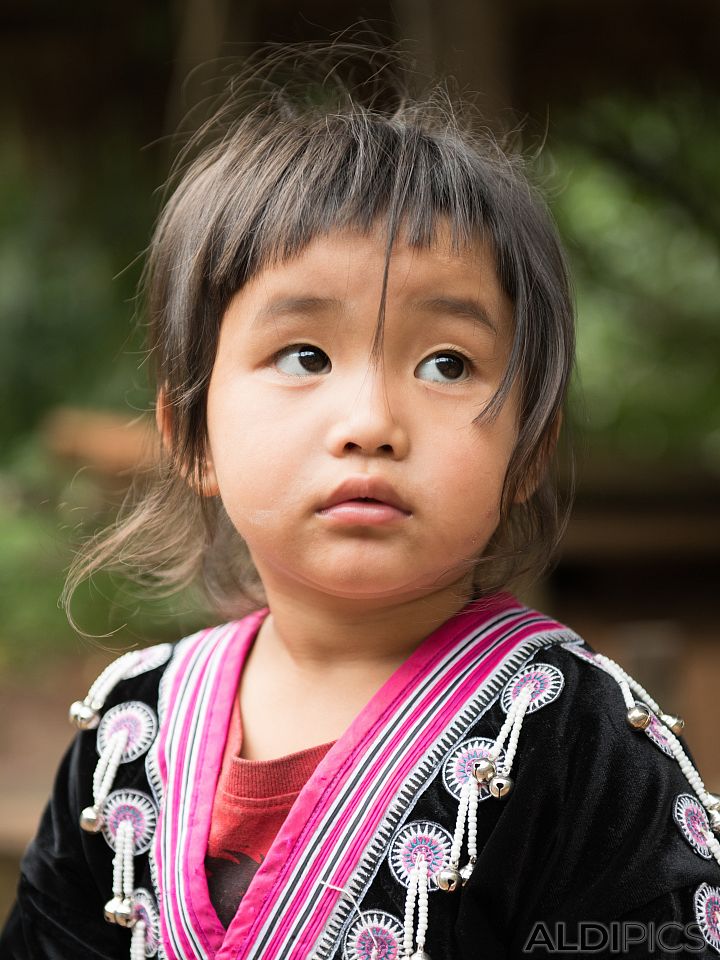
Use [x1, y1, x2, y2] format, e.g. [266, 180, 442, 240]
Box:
[323, 364, 410, 460]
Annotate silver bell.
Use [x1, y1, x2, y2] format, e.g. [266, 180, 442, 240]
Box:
[104, 896, 124, 924]
[626, 705, 651, 730]
[436, 865, 462, 892]
[489, 775, 514, 798]
[709, 809, 720, 834]
[69, 700, 100, 731]
[706, 793, 720, 812]
[80, 805, 103, 833]
[459, 857, 477, 885]
[472, 758, 496, 783]
[113, 897, 136, 928]
[661, 713, 685, 735]
[410, 952, 431, 960]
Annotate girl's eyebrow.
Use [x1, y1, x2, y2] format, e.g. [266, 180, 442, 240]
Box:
[410, 296, 498, 335]
[251, 296, 342, 328]
[250, 294, 498, 336]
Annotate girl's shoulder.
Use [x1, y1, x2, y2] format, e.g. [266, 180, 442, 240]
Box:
[452, 627, 720, 951]
[72, 611, 266, 721]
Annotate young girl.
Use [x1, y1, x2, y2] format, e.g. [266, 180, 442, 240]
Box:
[3, 48, 720, 960]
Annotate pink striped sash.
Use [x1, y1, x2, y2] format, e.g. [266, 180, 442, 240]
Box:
[147, 593, 576, 959]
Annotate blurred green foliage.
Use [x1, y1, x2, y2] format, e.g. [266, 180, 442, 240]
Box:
[547, 94, 720, 470]
[0, 453, 207, 671]
[0, 92, 718, 664]
[0, 127, 156, 451]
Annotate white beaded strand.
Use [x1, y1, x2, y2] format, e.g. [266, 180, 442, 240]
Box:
[403, 852, 430, 959]
[403, 857, 419, 957]
[86, 652, 145, 712]
[594, 654, 662, 714]
[663, 728, 720, 819]
[81, 728, 129, 832]
[498, 687, 533, 775]
[121, 820, 136, 901]
[706, 834, 720, 867]
[93, 729, 129, 807]
[69, 651, 148, 730]
[105, 820, 135, 926]
[130, 919, 146, 960]
[104, 832, 125, 922]
[489, 696, 521, 759]
[444, 684, 534, 889]
[449, 779, 472, 866]
[415, 855, 430, 956]
[595, 657, 720, 867]
[597, 662, 712, 805]
[466, 779, 479, 862]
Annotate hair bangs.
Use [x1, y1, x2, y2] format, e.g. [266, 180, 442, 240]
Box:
[202, 109, 489, 303]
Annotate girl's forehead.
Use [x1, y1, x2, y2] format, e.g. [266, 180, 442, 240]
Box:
[246, 224, 504, 305]
[224, 224, 512, 344]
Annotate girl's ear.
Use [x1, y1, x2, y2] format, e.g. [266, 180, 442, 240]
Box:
[513, 410, 563, 505]
[155, 389, 220, 497]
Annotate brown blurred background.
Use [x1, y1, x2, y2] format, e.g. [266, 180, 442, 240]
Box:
[1, 0, 719, 922]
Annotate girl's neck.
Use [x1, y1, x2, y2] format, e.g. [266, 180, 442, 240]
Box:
[237, 572, 478, 759]
[253, 574, 476, 676]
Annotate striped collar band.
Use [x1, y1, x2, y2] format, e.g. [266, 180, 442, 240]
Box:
[146, 592, 575, 960]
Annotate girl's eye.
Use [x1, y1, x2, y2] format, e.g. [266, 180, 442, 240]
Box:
[415, 351, 471, 383]
[274, 344, 331, 377]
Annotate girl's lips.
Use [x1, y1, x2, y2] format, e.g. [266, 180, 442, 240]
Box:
[319, 475, 411, 514]
[316, 499, 410, 525]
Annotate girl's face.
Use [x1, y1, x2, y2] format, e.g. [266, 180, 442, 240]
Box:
[205, 223, 521, 606]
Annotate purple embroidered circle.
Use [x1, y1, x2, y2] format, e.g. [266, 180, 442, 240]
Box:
[644, 707, 674, 758]
[343, 910, 403, 960]
[694, 883, 720, 953]
[389, 820, 452, 891]
[101, 789, 157, 854]
[501, 662, 564, 715]
[132, 887, 159, 956]
[442, 737, 505, 801]
[674, 794, 712, 859]
[97, 701, 158, 764]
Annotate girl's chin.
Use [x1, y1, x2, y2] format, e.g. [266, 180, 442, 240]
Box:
[269, 565, 463, 604]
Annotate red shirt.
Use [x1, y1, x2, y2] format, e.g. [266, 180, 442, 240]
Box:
[205, 696, 335, 928]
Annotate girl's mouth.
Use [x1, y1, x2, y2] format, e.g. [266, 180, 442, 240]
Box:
[316, 497, 410, 526]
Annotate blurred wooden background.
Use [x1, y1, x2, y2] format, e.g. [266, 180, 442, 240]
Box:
[0, 0, 718, 923]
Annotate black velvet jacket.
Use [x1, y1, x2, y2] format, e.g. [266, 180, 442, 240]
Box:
[2, 617, 720, 960]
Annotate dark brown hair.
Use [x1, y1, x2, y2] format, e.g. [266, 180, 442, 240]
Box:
[64, 43, 576, 625]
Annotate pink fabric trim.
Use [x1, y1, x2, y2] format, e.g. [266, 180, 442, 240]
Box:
[298, 618, 553, 955]
[266, 604, 545, 957]
[154, 593, 569, 960]
[155, 629, 213, 957]
[220, 592, 538, 958]
[156, 612, 270, 959]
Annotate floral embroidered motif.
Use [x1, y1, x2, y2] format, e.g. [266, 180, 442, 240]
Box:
[694, 883, 720, 953]
[97, 702, 158, 764]
[132, 887, 160, 956]
[101, 789, 158, 855]
[442, 737, 506, 801]
[343, 910, 403, 960]
[388, 820, 452, 891]
[501, 662, 564, 715]
[674, 794, 712, 859]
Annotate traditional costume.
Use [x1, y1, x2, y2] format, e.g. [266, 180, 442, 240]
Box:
[4, 592, 720, 959]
